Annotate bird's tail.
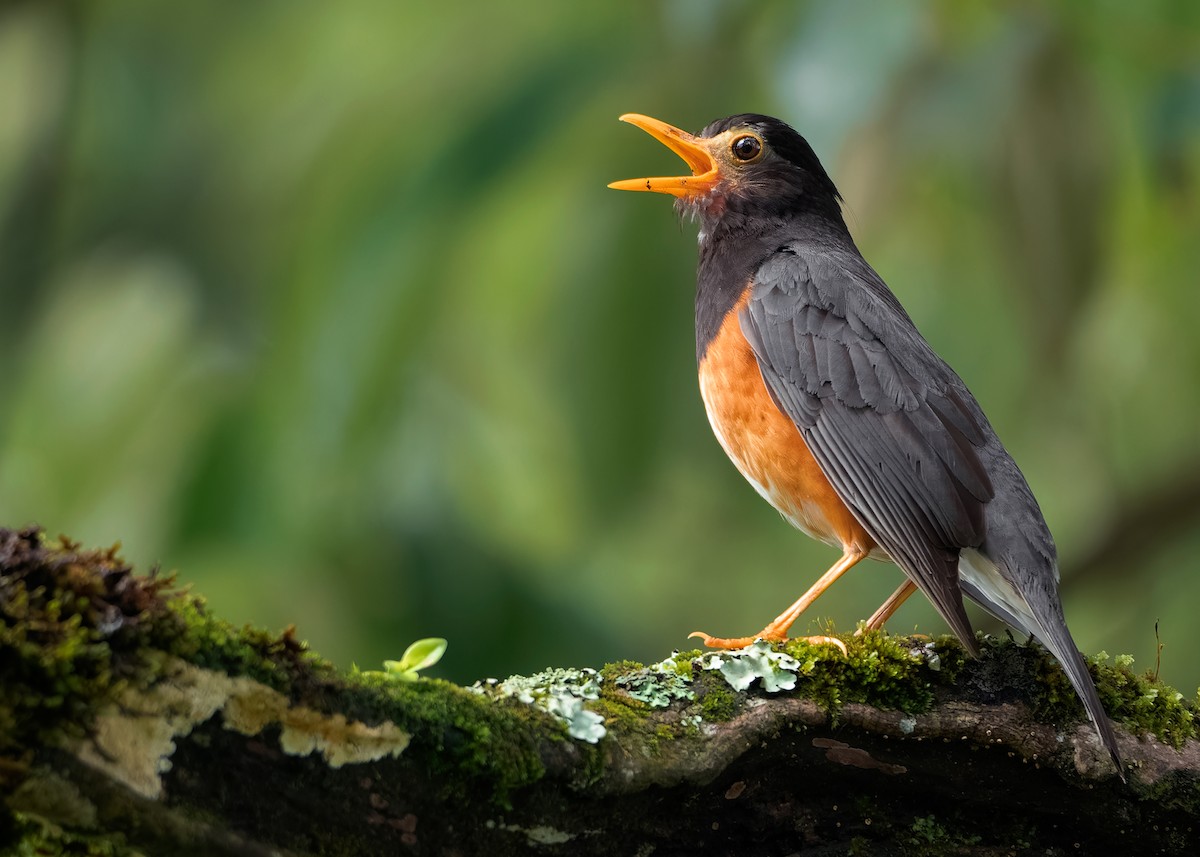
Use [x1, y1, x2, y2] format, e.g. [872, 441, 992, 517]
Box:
[959, 549, 1124, 781]
[1037, 609, 1124, 782]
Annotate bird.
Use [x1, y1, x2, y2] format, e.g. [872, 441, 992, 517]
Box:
[609, 112, 1123, 779]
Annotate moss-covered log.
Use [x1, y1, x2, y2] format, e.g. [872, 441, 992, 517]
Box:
[2, 525, 1198, 856]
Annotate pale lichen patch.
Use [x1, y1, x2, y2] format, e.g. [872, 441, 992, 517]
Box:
[72, 658, 410, 799]
[275, 708, 410, 768]
[613, 657, 695, 708]
[222, 679, 410, 767]
[523, 825, 577, 845]
[74, 660, 242, 799]
[488, 820, 578, 846]
[472, 668, 607, 743]
[701, 639, 805, 693]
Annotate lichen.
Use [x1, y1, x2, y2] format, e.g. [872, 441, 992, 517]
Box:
[61, 659, 412, 801]
[682, 633, 948, 719]
[0, 526, 551, 806]
[591, 632, 961, 734]
[701, 640, 804, 692]
[647, 631, 1198, 761]
[610, 656, 695, 708]
[486, 820, 577, 846]
[0, 525, 350, 768]
[470, 667, 606, 743]
[7, 522, 1200, 851]
[345, 673, 550, 799]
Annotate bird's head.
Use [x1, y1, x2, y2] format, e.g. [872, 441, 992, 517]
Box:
[609, 113, 841, 224]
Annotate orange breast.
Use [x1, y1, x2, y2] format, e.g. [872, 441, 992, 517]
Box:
[698, 296, 876, 556]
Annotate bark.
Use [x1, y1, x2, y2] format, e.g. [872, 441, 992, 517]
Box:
[1, 525, 1198, 857]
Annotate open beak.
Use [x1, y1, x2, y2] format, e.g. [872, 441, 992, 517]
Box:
[608, 113, 720, 199]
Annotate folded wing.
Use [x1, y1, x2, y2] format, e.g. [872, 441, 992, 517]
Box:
[740, 247, 995, 652]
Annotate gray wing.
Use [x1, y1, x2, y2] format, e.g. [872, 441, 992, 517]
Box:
[740, 246, 995, 653]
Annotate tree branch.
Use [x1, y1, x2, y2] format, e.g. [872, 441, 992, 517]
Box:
[2, 526, 1198, 856]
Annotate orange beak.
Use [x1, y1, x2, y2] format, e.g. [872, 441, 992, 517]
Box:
[608, 113, 720, 199]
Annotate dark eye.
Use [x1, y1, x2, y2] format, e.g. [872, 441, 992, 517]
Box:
[731, 135, 762, 162]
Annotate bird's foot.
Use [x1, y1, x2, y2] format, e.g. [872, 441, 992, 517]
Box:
[689, 629, 847, 655]
[688, 630, 778, 649]
[795, 635, 849, 655]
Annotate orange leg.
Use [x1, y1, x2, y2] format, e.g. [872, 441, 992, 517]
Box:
[690, 547, 868, 651]
[860, 579, 918, 632]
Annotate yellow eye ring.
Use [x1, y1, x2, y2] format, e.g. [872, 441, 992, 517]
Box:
[731, 134, 763, 162]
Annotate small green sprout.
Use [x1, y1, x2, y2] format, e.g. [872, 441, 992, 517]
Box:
[365, 637, 448, 682]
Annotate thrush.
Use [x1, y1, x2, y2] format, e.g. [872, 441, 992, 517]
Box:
[610, 112, 1123, 779]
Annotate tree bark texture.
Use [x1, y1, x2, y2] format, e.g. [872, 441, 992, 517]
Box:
[1, 526, 1197, 856]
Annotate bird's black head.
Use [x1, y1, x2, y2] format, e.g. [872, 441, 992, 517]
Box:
[609, 112, 842, 224]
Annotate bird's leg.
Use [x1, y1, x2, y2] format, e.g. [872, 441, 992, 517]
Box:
[860, 579, 918, 632]
[690, 547, 868, 651]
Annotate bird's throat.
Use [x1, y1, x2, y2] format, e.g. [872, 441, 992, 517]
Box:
[694, 219, 788, 363]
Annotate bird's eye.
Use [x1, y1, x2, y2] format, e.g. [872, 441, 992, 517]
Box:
[731, 135, 762, 162]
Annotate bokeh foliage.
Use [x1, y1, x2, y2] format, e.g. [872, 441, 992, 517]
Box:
[2, 1, 1199, 689]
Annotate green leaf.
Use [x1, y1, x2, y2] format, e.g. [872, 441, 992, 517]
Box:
[365, 638, 449, 682]
[393, 637, 448, 673]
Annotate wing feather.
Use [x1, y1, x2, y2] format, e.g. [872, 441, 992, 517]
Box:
[741, 246, 995, 650]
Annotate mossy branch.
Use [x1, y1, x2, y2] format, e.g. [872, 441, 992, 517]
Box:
[2, 526, 1198, 856]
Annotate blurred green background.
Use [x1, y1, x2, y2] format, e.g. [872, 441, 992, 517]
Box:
[2, 1, 1199, 691]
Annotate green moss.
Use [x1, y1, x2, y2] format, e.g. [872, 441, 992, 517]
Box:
[0, 526, 552, 805]
[754, 630, 1199, 749]
[1025, 647, 1197, 748]
[777, 632, 941, 717]
[342, 673, 551, 799]
[1138, 771, 1200, 818]
[587, 657, 724, 757]
[158, 594, 337, 693]
[588, 692, 648, 733]
[9, 523, 1199, 843]
[3, 812, 126, 856]
[591, 672, 674, 752]
[680, 634, 950, 724]
[925, 635, 970, 682]
[836, 632, 943, 713]
[0, 528, 163, 751]
[592, 656, 705, 738]
[610, 661, 694, 709]
[0, 526, 357, 757]
[692, 669, 738, 721]
[667, 649, 703, 675]
[900, 813, 982, 857]
[599, 659, 646, 682]
[1094, 658, 1196, 748]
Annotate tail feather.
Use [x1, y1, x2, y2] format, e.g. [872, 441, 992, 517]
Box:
[1034, 612, 1124, 782]
[959, 549, 1124, 781]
